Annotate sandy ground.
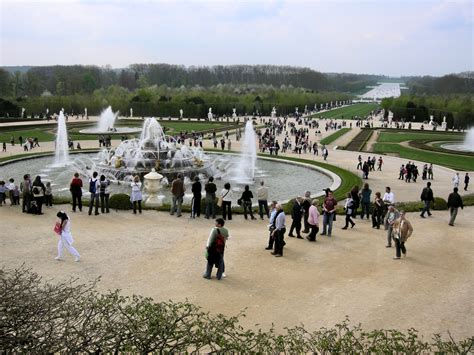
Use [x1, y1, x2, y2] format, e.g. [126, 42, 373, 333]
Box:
[1, 115, 473, 338]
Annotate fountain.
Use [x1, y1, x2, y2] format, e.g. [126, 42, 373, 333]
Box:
[227, 120, 257, 184]
[441, 127, 474, 152]
[54, 111, 69, 166]
[79, 106, 141, 134]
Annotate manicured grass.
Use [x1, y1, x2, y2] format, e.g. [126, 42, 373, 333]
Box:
[310, 103, 379, 120]
[373, 143, 474, 171]
[320, 128, 351, 145]
[377, 131, 464, 143]
[0, 128, 55, 143]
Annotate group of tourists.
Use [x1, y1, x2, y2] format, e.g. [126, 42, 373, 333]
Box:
[1, 174, 52, 214]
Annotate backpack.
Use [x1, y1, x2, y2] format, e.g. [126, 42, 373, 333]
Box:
[89, 179, 97, 193]
[213, 228, 226, 253]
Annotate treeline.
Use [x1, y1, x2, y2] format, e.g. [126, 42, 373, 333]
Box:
[0, 64, 385, 98]
[381, 94, 473, 128]
[404, 73, 474, 95]
[2, 267, 472, 353]
[0, 84, 351, 118]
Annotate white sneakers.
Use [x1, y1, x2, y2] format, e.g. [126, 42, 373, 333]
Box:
[74, 256, 81, 262]
[54, 256, 63, 261]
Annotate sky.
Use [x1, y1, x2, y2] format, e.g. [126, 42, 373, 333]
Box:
[0, 0, 472, 76]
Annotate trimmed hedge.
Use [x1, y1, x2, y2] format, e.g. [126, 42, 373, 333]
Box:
[109, 193, 131, 210]
[320, 128, 351, 145]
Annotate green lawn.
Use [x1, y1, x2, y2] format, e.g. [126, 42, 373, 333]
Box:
[310, 103, 379, 120]
[0, 128, 55, 143]
[373, 143, 474, 171]
[377, 131, 464, 143]
[320, 128, 351, 145]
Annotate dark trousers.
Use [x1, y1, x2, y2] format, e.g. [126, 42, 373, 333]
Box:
[100, 193, 110, 213]
[205, 195, 216, 218]
[204, 252, 224, 279]
[289, 218, 301, 236]
[222, 201, 232, 220]
[133, 200, 142, 214]
[34, 197, 43, 214]
[308, 224, 319, 241]
[258, 200, 269, 219]
[372, 209, 382, 228]
[44, 194, 53, 207]
[344, 215, 354, 228]
[89, 193, 99, 215]
[395, 238, 406, 258]
[274, 228, 286, 255]
[420, 200, 431, 216]
[303, 212, 310, 232]
[192, 195, 201, 217]
[72, 193, 82, 212]
[243, 201, 254, 219]
[360, 201, 370, 219]
[267, 229, 275, 249]
[22, 194, 31, 213]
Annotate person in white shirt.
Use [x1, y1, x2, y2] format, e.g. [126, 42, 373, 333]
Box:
[220, 182, 233, 220]
[452, 172, 460, 188]
[383, 186, 395, 204]
[257, 180, 269, 220]
[55, 211, 81, 262]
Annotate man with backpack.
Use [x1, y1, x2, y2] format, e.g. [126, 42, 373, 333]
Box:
[203, 218, 229, 280]
[88, 171, 100, 216]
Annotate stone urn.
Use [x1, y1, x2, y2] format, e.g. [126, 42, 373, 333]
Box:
[143, 168, 164, 206]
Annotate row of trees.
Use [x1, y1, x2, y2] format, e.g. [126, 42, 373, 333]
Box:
[0, 84, 351, 118]
[381, 94, 473, 128]
[0, 64, 386, 98]
[2, 267, 471, 353]
[404, 73, 474, 95]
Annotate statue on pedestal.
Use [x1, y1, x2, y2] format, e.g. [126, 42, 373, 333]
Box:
[130, 108, 133, 118]
[208, 108, 213, 121]
[271, 106, 277, 118]
[179, 109, 183, 119]
[232, 108, 237, 119]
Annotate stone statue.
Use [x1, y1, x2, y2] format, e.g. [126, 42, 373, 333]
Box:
[295, 107, 299, 114]
[208, 108, 213, 121]
[21, 107, 25, 118]
[179, 109, 183, 119]
[130, 108, 133, 118]
[232, 108, 237, 119]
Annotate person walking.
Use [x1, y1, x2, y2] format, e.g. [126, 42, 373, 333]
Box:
[191, 176, 202, 218]
[20, 174, 32, 213]
[239, 185, 256, 220]
[99, 175, 110, 213]
[70, 172, 83, 212]
[447, 187, 463, 226]
[420, 181, 434, 218]
[265, 201, 278, 250]
[220, 182, 233, 220]
[288, 197, 303, 238]
[170, 174, 185, 217]
[342, 192, 356, 229]
[372, 192, 384, 229]
[54, 211, 81, 262]
[88, 172, 100, 216]
[321, 191, 337, 236]
[306, 199, 320, 242]
[359, 183, 372, 219]
[384, 205, 399, 248]
[6, 178, 16, 206]
[130, 175, 142, 214]
[464, 173, 470, 191]
[32, 175, 46, 215]
[391, 211, 413, 260]
[452, 172, 460, 188]
[204, 176, 217, 219]
[257, 180, 270, 220]
[271, 204, 286, 257]
[203, 218, 229, 280]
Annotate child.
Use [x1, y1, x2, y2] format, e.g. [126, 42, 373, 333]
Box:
[45, 181, 53, 207]
[13, 184, 20, 205]
[342, 192, 355, 230]
[0, 181, 7, 205]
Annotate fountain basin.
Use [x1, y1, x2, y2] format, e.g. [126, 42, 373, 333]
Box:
[79, 127, 142, 135]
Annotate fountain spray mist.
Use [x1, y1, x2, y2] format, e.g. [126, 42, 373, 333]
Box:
[233, 120, 257, 183]
[54, 111, 69, 166]
[97, 106, 118, 132]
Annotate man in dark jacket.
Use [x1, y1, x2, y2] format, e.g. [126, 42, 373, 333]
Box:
[288, 197, 303, 239]
[170, 174, 185, 217]
[420, 182, 434, 218]
[447, 187, 463, 226]
[191, 176, 202, 218]
[204, 176, 217, 219]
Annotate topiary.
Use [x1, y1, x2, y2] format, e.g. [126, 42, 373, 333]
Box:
[432, 197, 447, 210]
[109, 193, 131, 210]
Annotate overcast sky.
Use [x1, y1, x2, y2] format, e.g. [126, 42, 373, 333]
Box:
[1, 0, 472, 76]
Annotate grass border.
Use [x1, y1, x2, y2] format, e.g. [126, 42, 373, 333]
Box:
[320, 128, 351, 145]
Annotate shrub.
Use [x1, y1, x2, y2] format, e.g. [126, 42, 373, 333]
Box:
[432, 196, 447, 210]
[109, 193, 131, 210]
[1, 266, 472, 353]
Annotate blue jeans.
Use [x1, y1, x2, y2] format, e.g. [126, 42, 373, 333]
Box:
[322, 212, 334, 235]
[170, 195, 183, 216]
[421, 200, 431, 216]
[205, 194, 216, 218]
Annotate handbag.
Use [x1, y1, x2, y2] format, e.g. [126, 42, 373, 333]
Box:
[218, 190, 229, 207]
[54, 222, 61, 235]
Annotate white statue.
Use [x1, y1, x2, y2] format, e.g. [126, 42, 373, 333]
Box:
[295, 107, 299, 115]
[21, 107, 25, 118]
[429, 115, 434, 126]
[46, 108, 49, 115]
[232, 108, 237, 119]
[208, 108, 213, 120]
[130, 108, 133, 118]
[179, 109, 183, 119]
[271, 106, 277, 118]
[304, 105, 308, 113]
[441, 116, 447, 129]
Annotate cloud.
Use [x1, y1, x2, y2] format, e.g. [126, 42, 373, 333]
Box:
[0, 0, 472, 76]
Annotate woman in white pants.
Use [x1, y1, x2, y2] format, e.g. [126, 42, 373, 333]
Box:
[55, 211, 81, 262]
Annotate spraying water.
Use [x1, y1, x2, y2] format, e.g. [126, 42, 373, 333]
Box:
[230, 120, 257, 183]
[54, 111, 69, 166]
[97, 106, 119, 132]
[441, 127, 474, 152]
